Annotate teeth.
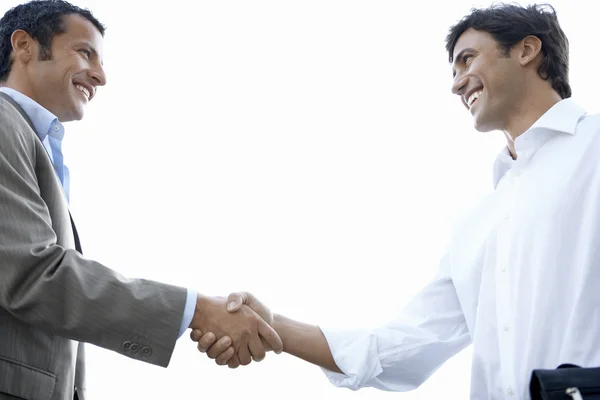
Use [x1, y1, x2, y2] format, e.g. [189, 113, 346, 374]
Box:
[75, 84, 90, 100]
[467, 90, 483, 108]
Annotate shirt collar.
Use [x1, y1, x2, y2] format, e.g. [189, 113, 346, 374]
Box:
[526, 98, 586, 135]
[492, 98, 586, 188]
[0, 87, 62, 140]
[492, 147, 515, 189]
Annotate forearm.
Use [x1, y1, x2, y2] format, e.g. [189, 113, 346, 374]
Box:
[273, 313, 342, 373]
[11, 247, 186, 365]
[0, 112, 187, 366]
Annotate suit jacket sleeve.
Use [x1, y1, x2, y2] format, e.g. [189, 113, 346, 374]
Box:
[0, 101, 188, 368]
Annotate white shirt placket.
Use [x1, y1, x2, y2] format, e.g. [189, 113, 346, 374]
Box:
[495, 167, 521, 398]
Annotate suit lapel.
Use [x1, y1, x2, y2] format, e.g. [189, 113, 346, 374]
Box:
[69, 214, 82, 254]
[0, 91, 83, 254]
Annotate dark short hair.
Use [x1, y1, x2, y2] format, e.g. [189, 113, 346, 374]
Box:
[445, 3, 571, 99]
[0, 0, 105, 82]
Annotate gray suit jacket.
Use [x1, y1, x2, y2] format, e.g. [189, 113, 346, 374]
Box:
[0, 92, 188, 400]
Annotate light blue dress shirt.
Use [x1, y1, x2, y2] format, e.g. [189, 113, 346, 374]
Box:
[0, 87, 196, 338]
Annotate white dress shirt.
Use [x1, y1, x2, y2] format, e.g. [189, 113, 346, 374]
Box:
[320, 99, 600, 399]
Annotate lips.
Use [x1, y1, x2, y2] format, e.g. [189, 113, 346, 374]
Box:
[73, 81, 94, 101]
[467, 90, 482, 108]
[463, 86, 484, 111]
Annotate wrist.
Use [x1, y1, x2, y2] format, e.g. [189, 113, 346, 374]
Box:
[190, 293, 211, 329]
[272, 313, 286, 352]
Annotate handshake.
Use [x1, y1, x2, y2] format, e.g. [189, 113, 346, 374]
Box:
[188, 292, 282, 368]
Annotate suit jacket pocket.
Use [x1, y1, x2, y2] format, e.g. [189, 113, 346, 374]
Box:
[0, 356, 56, 400]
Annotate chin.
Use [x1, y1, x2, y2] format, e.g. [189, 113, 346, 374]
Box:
[62, 108, 85, 122]
[473, 123, 495, 133]
[472, 114, 497, 133]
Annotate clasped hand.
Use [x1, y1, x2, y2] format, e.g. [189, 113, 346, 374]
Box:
[189, 293, 279, 368]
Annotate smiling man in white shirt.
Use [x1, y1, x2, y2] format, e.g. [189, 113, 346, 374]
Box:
[192, 3, 599, 399]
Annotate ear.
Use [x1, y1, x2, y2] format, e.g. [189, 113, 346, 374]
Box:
[10, 29, 36, 64]
[518, 35, 543, 67]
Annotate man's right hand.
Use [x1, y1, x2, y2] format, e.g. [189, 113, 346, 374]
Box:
[191, 292, 278, 368]
[189, 294, 282, 366]
[191, 292, 341, 373]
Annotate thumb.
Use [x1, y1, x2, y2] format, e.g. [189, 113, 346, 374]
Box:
[226, 292, 249, 312]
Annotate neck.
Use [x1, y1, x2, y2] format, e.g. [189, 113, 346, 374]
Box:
[503, 86, 562, 159]
[1, 76, 36, 103]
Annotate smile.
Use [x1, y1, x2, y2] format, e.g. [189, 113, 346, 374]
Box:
[467, 89, 483, 109]
[74, 83, 91, 100]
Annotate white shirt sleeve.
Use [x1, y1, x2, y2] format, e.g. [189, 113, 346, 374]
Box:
[319, 253, 471, 391]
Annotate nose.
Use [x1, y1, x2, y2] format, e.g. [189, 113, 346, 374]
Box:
[88, 62, 107, 87]
[451, 73, 468, 96]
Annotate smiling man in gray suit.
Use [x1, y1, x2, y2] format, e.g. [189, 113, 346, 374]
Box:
[0, 1, 282, 399]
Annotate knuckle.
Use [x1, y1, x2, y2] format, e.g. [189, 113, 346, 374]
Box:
[204, 332, 216, 341]
[198, 344, 210, 352]
[207, 348, 219, 358]
[190, 330, 202, 341]
[217, 346, 227, 355]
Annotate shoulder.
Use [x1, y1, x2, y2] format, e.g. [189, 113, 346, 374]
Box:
[0, 94, 27, 127]
[0, 95, 37, 152]
[576, 111, 600, 131]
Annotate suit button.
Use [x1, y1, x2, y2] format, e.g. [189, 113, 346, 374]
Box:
[141, 346, 153, 357]
[123, 341, 132, 351]
[129, 343, 140, 353]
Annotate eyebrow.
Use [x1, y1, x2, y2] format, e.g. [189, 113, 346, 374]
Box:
[452, 47, 476, 78]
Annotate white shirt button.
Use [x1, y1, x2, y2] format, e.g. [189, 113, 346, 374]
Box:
[501, 267, 506, 272]
[503, 324, 509, 332]
[507, 388, 514, 396]
[53, 125, 60, 131]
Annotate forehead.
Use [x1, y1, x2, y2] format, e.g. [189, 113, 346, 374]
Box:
[55, 14, 104, 55]
[452, 28, 497, 60]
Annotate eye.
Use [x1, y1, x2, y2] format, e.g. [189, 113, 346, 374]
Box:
[462, 54, 473, 64]
[79, 49, 91, 59]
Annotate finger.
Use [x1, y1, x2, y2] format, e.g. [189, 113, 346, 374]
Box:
[215, 346, 235, 366]
[189, 329, 203, 342]
[206, 335, 232, 359]
[226, 292, 248, 312]
[228, 354, 241, 369]
[237, 341, 252, 366]
[248, 333, 266, 362]
[197, 332, 217, 353]
[260, 337, 274, 352]
[257, 318, 284, 354]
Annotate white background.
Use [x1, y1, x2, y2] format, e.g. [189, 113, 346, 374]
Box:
[2, 0, 600, 398]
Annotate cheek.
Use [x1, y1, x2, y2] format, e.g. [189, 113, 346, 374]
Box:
[34, 63, 67, 87]
[30, 66, 56, 94]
